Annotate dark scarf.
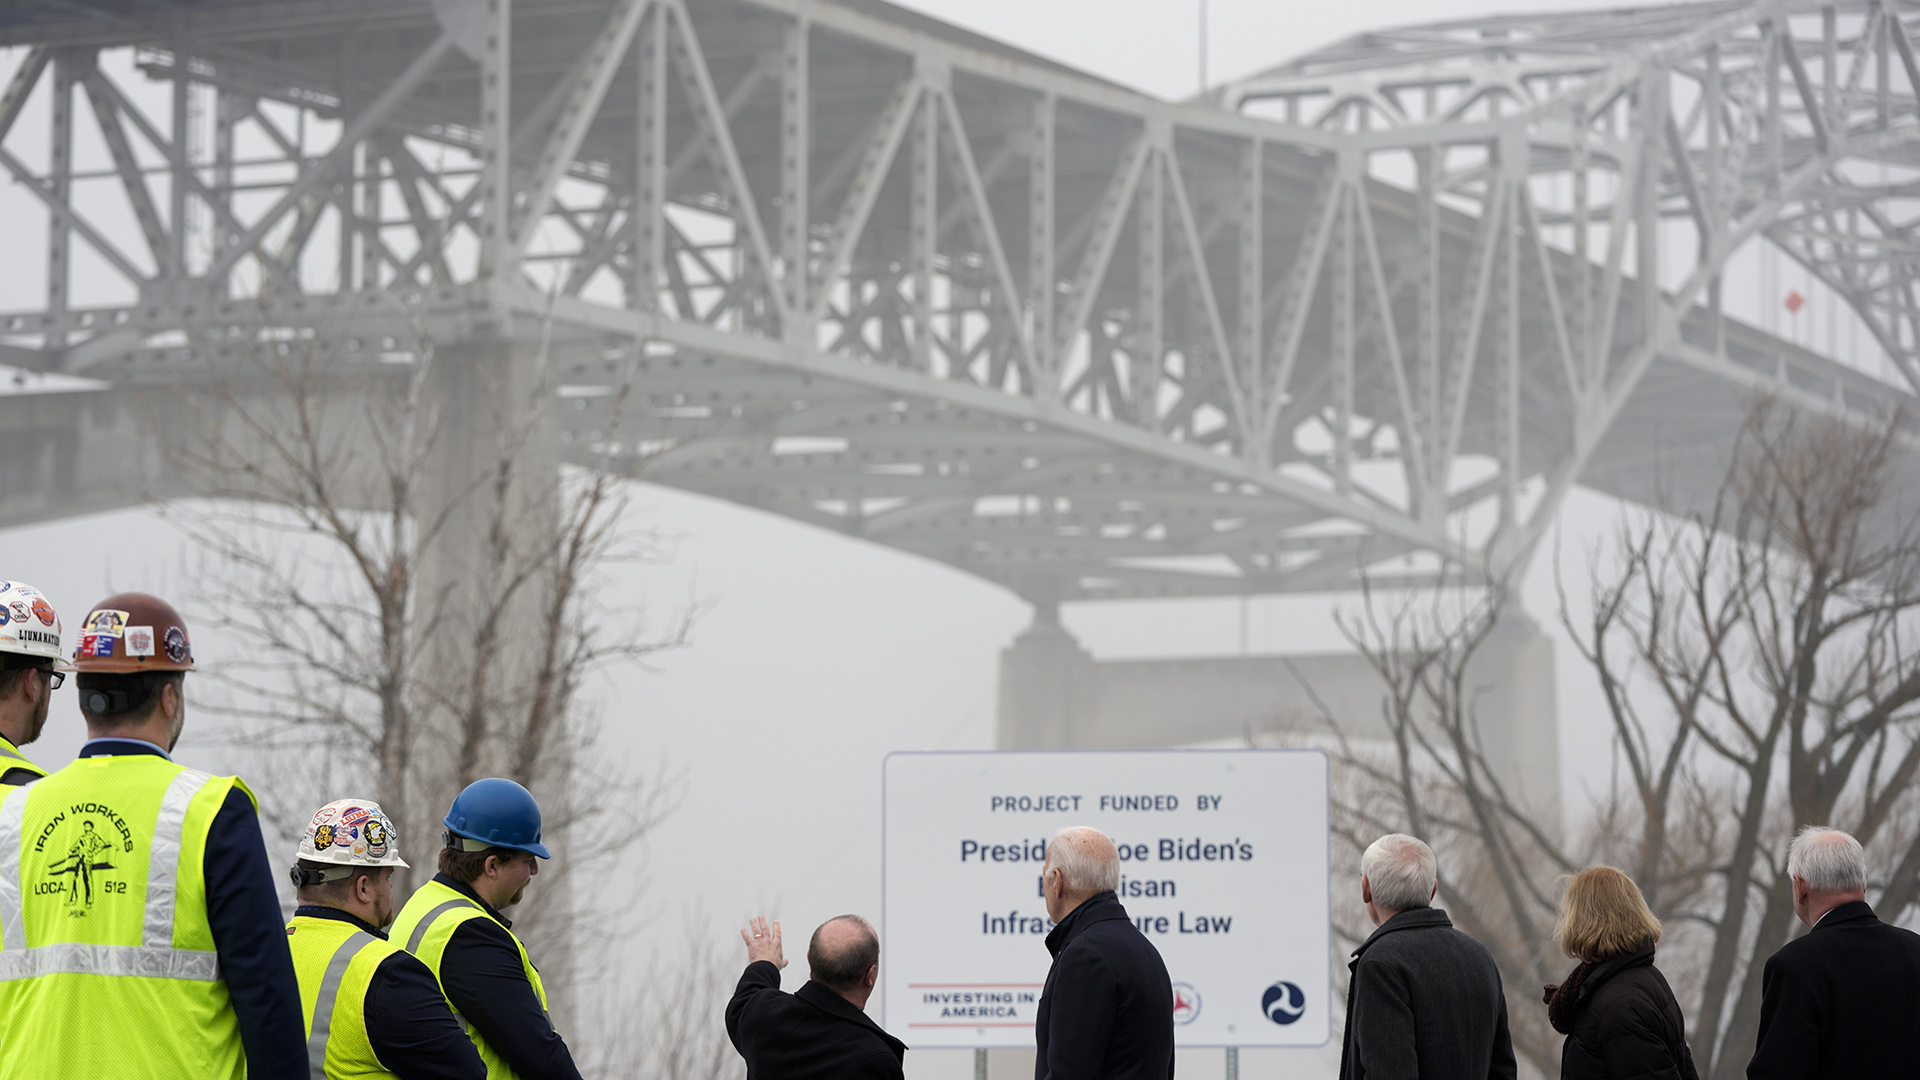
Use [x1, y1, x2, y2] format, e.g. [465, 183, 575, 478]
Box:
[1543, 945, 1657, 1035]
[1542, 961, 1596, 1034]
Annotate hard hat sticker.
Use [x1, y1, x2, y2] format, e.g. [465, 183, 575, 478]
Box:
[298, 798, 406, 869]
[163, 626, 188, 664]
[82, 610, 128, 636]
[80, 635, 115, 658]
[30, 599, 54, 626]
[365, 819, 390, 858]
[124, 627, 155, 658]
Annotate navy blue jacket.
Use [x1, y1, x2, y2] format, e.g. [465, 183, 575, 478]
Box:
[1034, 891, 1175, 1080]
[430, 873, 583, 1080]
[293, 906, 487, 1080]
[80, 738, 306, 1079]
[1749, 900, 1920, 1080]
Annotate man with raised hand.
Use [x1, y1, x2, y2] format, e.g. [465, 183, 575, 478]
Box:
[1034, 825, 1174, 1080]
[1748, 826, 1920, 1079]
[727, 914, 907, 1079]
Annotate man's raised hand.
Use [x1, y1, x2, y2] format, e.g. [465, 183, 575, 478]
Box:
[741, 916, 786, 969]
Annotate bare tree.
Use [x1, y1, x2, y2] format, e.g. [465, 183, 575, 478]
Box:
[580, 913, 745, 1080]
[159, 292, 694, 1023]
[1297, 399, 1920, 1079]
[1310, 580, 1571, 1074]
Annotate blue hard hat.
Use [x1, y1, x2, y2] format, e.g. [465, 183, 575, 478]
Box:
[442, 778, 551, 859]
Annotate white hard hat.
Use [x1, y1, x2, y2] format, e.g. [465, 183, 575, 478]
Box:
[296, 799, 409, 869]
[0, 582, 68, 669]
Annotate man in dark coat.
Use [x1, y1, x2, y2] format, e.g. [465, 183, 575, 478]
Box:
[726, 915, 907, 1080]
[1339, 833, 1517, 1080]
[1034, 826, 1174, 1080]
[1749, 827, 1920, 1080]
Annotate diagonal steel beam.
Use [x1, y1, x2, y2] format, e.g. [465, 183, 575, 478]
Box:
[811, 78, 921, 322]
[1261, 168, 1339, 449]
[665, 0, 787, 327]
[1163, 144, 1249, 442]
[513, 0, 650, 254]
[204, 31, 456, 285]
[0, 47, 49, 144]
[1052, 132, 1150, 366]
[79, 70, 169, 268]
[936, 89, 1036, 380]
[0, 145, 146, 284]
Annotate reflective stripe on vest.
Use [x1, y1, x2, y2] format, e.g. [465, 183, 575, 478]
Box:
[0, 767, 218, 978]
[392, 879, 552, 1080]
[406, 898, 476, 1027]
[0, 755, 251, 1080]
[308, 929, 376, 1080]
[406, 898, 473, 953]
[0, 737, 45, 784]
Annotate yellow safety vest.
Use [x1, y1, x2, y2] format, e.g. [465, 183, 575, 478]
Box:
[0, 753, 253, 1079]
[0, 735, 46, 785]
[390, 877, 552, 1080]
[287, 913, 412, 1080]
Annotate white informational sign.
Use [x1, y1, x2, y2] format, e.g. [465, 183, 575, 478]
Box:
[882, 750, 1329, 1049]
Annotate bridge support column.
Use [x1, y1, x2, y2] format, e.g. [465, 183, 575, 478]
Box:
[993, 607, 1561, 820]
[995, 602, 1095, 749]
[417, 336, 576, 1027]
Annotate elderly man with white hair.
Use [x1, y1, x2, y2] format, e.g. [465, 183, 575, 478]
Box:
[1748, 826, 1920, 1079]
[1033, 826, 1174, 1080]
[1338, 833, 1516, 1080]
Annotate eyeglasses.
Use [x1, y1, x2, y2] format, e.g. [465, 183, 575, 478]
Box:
[37, 669, 64, 691]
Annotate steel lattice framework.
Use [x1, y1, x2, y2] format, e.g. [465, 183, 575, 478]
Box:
[2, 0, 1917, 603]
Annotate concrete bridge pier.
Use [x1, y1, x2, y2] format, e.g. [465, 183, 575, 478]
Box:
[994, 602, 1563, 822]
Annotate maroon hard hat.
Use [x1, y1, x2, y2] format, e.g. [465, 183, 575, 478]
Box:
[70, 592, 195, 674]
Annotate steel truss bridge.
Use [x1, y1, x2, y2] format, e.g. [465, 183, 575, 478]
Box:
[3, 0, 1919, 607]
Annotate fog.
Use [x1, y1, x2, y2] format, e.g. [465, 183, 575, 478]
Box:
[0, 1, 1854, 1077]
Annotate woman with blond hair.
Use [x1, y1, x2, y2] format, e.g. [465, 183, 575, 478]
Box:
[1543, 867, 1698, 1080]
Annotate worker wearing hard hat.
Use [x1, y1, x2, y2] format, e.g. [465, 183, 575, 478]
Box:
[0, 580, 68, 785]
[391, 778, 584, 1080]
[0, 593, 305, 1079]
[287, 798, 486, 1079]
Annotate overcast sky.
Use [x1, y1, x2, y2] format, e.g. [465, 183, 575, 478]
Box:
[5, 4, 1697, 1077]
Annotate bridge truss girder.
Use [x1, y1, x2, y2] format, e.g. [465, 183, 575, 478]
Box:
[0, 0, 1914, 603]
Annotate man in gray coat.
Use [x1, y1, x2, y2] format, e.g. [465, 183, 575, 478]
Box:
[1338, 834, 1517, 1080]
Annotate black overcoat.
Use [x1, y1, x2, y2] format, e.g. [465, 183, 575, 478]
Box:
[1554, 947, 1698, 1080]
[725, 960, 907, 1080]
[1337, 907, 1518, 1080]
[1033, 891, 1175, 1080]
[1748, 900, 1920, 1080]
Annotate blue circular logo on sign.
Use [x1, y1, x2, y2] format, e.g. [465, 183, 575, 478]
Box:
[1262, 980, 1306, 1025]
